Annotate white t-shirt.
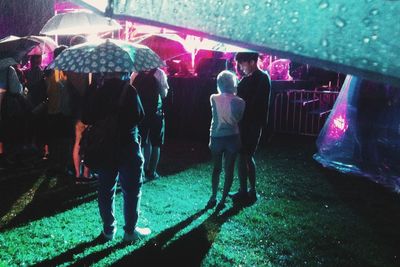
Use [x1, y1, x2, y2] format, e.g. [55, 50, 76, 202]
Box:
[210, 93, 245, 137]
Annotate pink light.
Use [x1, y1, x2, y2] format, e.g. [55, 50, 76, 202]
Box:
[327, 114, 348, 140]
[333, 115, 347, 131]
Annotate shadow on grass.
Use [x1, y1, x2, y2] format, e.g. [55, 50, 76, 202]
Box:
[0, 173, 99, 232]
[32, 208, 209, 266]
[114, 203, 247, 266]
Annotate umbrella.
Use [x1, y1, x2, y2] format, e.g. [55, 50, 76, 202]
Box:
[132, 33, 189, 60]
[74, 0, 400, 86]
[0, 57, 18, 69]
[26, 36, 58, 56]
[197, 39, 251, 53]
[0, 35, 39, 61]
[40, 11, 122, 36]
[50, 38, 165, 73]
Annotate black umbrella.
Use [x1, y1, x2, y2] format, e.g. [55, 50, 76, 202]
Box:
[0, 35, 40, 61]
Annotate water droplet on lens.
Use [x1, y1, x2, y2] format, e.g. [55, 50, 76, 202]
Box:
[334, 17, 346, 28]
[319, 1, 329, 9]
[243, 4, 250, 14]
[370, 8, 379, 15]
[363, 18, 372, 26]
[321, 39, 329, 47]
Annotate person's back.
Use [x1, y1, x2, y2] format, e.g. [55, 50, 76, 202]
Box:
[210, 93, 245, 137]
[81, 74, 149, 242]
[132, 69, 160, 116]
[25, 55, 45, 108]
[207, 70, 245, 210]
[131, 68, 168, 180]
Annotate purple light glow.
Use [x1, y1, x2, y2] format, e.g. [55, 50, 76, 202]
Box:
[325, 76, 354, 140]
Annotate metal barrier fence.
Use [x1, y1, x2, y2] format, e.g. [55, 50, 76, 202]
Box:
[273, 89, 339, 136]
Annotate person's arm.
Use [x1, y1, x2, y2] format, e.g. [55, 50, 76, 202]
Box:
[8, 66, 23, 95]
[121, 85, 145, 127]
[155, 68, 169, 99]
[254, 74, 271, 126]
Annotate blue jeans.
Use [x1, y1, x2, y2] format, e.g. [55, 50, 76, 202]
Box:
[97, 141, 144, 235]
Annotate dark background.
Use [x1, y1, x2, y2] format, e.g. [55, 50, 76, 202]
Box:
[0, 0, 54, 39]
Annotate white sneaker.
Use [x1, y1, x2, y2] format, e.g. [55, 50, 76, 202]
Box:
[123, 227, 151, 242]
[102, 229, 116, 241]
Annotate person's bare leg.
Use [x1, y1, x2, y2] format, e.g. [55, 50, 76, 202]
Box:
[211, 153, 223, 200]
[248, 155, 256, 192]
[72, 140, 81, 177]
[221, 151, 237, 204]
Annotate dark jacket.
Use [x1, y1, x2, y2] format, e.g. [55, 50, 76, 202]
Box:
[237, 69, 271, 129]
[82, 78, 144, 144]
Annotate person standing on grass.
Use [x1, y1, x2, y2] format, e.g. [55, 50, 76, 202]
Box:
[229, 52, 271, 203]
[207, 70, 245, 210]
[66, 35, 96, 184]
[131, 67, 169, 180]
[82, 72, 150, 242]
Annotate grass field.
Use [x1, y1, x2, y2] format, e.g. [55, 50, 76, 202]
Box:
[0, 134, 399, 266]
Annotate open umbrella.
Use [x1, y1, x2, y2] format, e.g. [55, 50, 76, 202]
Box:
[26, 36, 58, 56]
[72, 0, 400, 86]
[50, 38, 165, 73]
[40, 11, 122, 36]
[0, 35, 39, 61]
[196, 38, 251, 53]
[132, 33, 189, 60]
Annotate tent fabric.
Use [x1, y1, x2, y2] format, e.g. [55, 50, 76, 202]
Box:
[314, 75, 400, 192]
[72, 0, 400, 87]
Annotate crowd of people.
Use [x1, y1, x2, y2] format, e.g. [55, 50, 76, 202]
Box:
[0, 42, 270, 243]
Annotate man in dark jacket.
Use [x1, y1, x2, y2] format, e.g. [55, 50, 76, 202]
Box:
[229, 52, 271, 203]
[82, 73, 150, 242]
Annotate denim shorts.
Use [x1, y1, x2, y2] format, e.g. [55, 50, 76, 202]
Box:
[209, 134, 241, 154]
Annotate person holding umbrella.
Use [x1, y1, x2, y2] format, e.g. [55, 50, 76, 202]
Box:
[52, 39, 164, 241]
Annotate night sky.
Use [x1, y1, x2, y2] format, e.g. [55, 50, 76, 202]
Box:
[0, 0, 54, 39]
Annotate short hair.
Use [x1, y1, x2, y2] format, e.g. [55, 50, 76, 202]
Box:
[217, 70, 237, 94]
[53, 45, 68, 59]
[235, 52, 259, 63]
[69, 35, 87, 46]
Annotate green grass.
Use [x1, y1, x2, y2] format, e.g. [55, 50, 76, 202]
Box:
[0, 135, 400, 266]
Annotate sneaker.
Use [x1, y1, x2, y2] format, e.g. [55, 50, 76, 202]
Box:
[248, 190, 259, 203]
[216, 201, 226, 211]
[123, 227, 151, 242]
[146, 172, 160, 180]
[205, 198, 217, 209]
[101, 229, 116, 242]
[228, 190, 248, 202]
